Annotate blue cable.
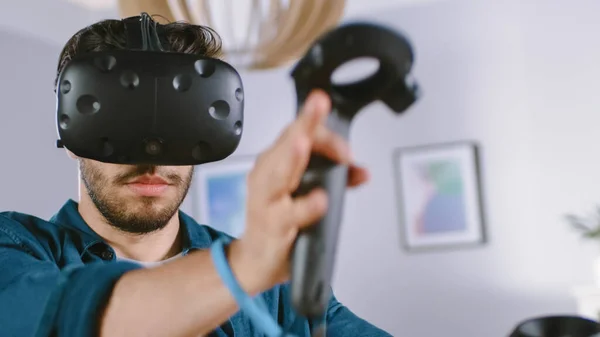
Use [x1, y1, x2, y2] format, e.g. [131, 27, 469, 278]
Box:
[210, 237, 292, 337]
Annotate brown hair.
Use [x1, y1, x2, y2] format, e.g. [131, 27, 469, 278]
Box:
[54, 18, 223, 89]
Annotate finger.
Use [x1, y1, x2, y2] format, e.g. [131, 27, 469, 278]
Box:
[289, 188, 328, 229]
[272, 90, 331, 178]
[287, 148, 364, 193]
[292, 89, 331, 139]
[273, 89, 330, 155]
[311, 125, 353, 165]
[253, 91, 331, 197]
[287, 116, 352, 192]
[347, 164, 370, 187]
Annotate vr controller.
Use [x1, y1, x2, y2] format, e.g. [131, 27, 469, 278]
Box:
[288, 22, 419, 317]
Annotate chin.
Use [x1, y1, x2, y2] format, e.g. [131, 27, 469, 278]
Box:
[125, 199, 180, 224]
[131, 196, 172, 208]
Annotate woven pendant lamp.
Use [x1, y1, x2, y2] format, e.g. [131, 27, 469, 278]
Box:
[116, 0, 346, 70]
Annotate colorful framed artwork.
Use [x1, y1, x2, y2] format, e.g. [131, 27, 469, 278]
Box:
[193, 156, 255, 238]
[393, 141, 485, 251]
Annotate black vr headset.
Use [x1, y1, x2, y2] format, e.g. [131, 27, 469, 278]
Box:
[55, 13, 244, 166]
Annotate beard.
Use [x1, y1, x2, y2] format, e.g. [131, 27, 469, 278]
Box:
[79, 159, 194, 235]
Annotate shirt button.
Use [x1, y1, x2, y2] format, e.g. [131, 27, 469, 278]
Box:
[101, 250, 115, 260]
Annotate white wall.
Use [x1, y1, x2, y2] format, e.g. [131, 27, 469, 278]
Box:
[2, 0, 600, 336]
[0, 0, 115, 46]
[0, 29, 78, 217]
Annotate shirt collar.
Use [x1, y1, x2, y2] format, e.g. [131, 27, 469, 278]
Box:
[50, 199, 214, 255]
[178, 210, 214, 253]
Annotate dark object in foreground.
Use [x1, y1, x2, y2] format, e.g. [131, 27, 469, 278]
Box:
[510, 315, 600, 337]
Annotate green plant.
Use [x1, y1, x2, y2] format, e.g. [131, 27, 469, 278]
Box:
[565, 206, 600, 239]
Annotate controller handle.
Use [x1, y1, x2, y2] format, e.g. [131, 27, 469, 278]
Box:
[289, 22, 420, 318]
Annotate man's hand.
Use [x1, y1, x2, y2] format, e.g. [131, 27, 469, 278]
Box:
[231, 90, 369, 294]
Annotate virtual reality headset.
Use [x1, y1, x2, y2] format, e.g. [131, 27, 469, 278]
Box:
[55, 13, 244, 166]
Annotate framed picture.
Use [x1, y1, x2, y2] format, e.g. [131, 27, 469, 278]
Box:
[393, 141, 485, 251]
[193, 156, 255, 238]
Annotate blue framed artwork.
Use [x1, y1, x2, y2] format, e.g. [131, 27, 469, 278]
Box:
[193, 156, 255, 238]
[393, 141, 486, 251]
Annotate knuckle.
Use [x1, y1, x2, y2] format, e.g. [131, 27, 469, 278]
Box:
[293, 134, 311, 157]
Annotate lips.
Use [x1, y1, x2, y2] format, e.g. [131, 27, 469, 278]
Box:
[128, 175, 169, 185]
[126, 175, 170, 197]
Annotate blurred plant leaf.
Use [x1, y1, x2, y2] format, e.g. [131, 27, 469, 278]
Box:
[565, 206, 600, 240]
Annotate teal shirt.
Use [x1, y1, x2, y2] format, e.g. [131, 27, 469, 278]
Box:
[0, 200, 390, 337]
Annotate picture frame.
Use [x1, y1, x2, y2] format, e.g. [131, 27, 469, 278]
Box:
[192, 155, 255, 238]
[393, 141, 486, 252]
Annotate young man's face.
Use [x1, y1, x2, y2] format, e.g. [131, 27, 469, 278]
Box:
[79, 158, 194, 234]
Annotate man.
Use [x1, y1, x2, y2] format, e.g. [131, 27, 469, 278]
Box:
[0, 18, 390, 337]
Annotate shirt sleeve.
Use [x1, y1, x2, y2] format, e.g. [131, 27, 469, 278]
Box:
[325, 291, 392, 337]
[0, 216, 142, 337]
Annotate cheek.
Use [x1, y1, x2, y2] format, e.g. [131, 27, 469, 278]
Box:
[174, 166, 194, 178]
[80, 160, 121, 184]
